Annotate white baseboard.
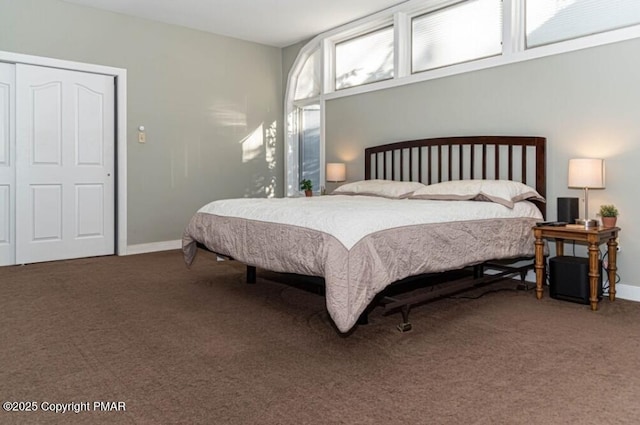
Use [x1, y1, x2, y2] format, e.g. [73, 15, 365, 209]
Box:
[614, 283, 640, 302]
[125, 240, 181, 255]
[493, 270, 640, 303]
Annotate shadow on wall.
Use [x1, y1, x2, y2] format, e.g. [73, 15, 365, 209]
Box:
[241, 120, 278, 198]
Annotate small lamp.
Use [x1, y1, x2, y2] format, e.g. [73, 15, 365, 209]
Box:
[326, 163, 346, 183]
[568, 158, 605, 228]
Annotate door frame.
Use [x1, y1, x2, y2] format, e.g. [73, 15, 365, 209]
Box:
[0, 50, 128, 255]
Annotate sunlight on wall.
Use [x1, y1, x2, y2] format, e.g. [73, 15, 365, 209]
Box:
[209, 101, 247, 128]
[285, 110, 299, 196]
[265, 121, 277, 168]
[335, 145, 359, 163]
[237, 121, 279, 199]
[568, 130, 635, 158]
[240, 124, 264, 163]
[265, 121, 277, 198]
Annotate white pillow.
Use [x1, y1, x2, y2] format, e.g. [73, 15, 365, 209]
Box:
[331, 179, 426, 199]
[409, 179, 545, 208]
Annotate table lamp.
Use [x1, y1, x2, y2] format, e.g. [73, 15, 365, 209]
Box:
[326, 163, 346, 183]
[568, 158, 605, 228]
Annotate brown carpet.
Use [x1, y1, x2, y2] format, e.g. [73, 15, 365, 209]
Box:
[1, 250, 639, 425]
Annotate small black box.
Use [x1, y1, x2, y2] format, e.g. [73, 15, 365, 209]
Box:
[557, 197, 579, 223]
[549, 256, 602, 305]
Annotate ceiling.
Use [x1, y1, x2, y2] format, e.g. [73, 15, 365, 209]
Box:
[62, 0, 409, 47]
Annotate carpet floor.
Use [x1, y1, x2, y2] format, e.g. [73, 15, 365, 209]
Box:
[1, 250, 639, 424]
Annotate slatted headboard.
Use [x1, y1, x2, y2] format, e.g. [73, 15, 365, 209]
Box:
[364, 136, 546, 218]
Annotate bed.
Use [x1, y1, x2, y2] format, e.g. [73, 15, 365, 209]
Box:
[182, 136, 546, 333]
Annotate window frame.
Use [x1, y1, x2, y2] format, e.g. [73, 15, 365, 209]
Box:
[284, 0, 640, 196]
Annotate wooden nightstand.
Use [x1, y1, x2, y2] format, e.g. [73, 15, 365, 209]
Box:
[533, 224, 619, 311]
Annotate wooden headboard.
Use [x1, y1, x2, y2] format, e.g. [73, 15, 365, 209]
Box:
[364, 136, 546, 218]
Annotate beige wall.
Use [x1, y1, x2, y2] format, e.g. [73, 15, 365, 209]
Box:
[0, 0, 283, 245]
[325, 38, 640, 289]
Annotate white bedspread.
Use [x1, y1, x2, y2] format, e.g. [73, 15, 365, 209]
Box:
[185, 195, 543, 332]
[198, 195, 543, 250]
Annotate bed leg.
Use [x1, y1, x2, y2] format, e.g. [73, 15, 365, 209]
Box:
[473, 264, 484, 279]
[519, 269, 529, 283]
[397, 305, 412, 332]
[246, 265, 256, 284]
[516, 269, 533, 291]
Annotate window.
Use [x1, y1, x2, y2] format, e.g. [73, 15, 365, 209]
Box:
[412, 0, 502, 73]
[299, 104, 321, 191]
[526, 0, 640, 48]
[335, 26, 394, 90]
[294, 48, 321, 100]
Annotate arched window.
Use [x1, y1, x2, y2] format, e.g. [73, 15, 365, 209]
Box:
[284, 0, 640, 196]
[285, 45, 323, 195]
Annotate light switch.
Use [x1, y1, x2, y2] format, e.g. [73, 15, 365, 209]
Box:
[138, 125, 146, 144]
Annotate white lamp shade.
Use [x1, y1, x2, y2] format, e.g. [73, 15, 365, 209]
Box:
[568, 158, 605, 189]
[326, 162, 346, 182]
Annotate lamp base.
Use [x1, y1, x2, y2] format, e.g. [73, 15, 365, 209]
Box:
[574, 218, 599, 228]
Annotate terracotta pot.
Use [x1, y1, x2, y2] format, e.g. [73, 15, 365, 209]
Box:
[601, 216, 617, 228]
[304, 190, 312, 197]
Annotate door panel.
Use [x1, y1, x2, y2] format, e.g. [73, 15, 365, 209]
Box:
[76, 184, 104, 238]
[0, 80, 9, 165]
[32, 82, 62, 165]
[0, 63, 15, 266]
[16, 64, 114, 264]
[0, 185, 9, 245]
[77, 85, 104, 165]
[31, 184, 62, 241]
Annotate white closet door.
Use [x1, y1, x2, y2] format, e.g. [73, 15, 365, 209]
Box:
[16, 64, 115, 264]
[0, 63, 15, 266]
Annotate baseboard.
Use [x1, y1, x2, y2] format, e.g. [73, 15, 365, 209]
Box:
[614, 283, 640, 302]
[125, 240, 182, 255]
[499, 270, 640, 303]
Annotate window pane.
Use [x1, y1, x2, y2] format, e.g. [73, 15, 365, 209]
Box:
[299, 104, 321, 190]
[335, 26, 394, 90]
[526, 0, 640, 48]
[412, 0, 502, 73]
[294, 49, 321, 100]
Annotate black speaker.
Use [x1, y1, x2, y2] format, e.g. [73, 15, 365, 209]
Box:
[549, 256, 602, 305]
[557, 197, 579, 223]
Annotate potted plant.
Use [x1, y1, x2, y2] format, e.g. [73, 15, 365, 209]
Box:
[300, 179, 313, 197]
[598, 204, 619, 227]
